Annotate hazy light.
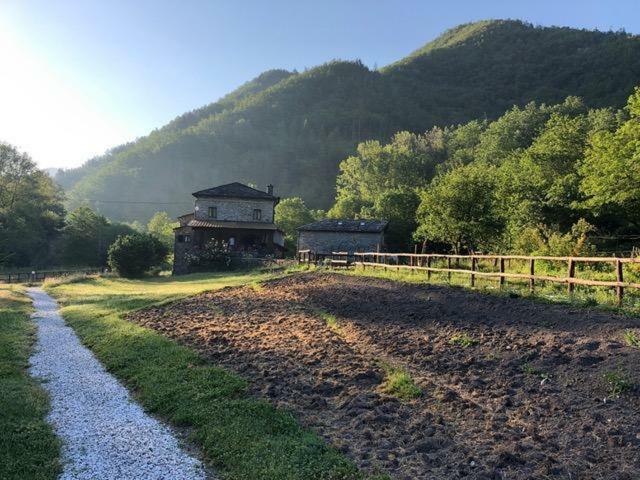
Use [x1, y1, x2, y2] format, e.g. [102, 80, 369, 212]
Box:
[0, 20, 132, 170]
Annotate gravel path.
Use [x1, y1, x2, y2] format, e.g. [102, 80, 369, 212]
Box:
[27, 287, 207, 480]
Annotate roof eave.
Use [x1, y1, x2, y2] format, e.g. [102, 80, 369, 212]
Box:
[192, 192, 278, 201]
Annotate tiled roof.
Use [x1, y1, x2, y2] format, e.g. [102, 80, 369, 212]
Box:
[187, 219, 280, 230]
[298, 219, 388, 233]
[192, 182, 277, 200]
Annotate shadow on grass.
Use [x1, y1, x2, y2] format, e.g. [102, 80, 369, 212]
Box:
[47, 272, 373, 480]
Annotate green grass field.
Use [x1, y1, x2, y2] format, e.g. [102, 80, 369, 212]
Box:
[45, 270, 372, 480]
[0, 285, 61, 480]
[302, 259, 640, 316]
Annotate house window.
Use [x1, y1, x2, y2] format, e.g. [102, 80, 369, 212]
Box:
[253, 209, 262, 221]
[177, 235, 191, 243]
[208, 206, 217, 219]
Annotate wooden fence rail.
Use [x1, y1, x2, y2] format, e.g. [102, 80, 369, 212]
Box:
[0, 269, 102, 284]
[352, 252, 640, 306]
[296, 250, 355, 266]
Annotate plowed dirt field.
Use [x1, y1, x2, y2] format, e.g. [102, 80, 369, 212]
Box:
[129, 272, 640, 479]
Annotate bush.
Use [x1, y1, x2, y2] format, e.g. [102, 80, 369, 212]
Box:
[107, 233, 169, 278]
[184, 239, 232, 270]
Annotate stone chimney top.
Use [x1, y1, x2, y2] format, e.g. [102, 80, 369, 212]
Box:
[267, 184, 274, 195]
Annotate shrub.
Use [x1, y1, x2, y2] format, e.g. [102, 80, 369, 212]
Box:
[107, 233, 169, 278]
[184, 239, 232, 270]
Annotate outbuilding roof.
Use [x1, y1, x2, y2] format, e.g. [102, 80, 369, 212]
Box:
[192, 182, 277, 200]
[297, 219, 388, 233]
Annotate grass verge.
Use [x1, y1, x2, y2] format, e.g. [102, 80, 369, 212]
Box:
[0, 285, 61, 480]
[45, 270, 367, 480]
[345, 265, 640, 317]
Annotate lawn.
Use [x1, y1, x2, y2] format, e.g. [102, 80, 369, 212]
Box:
[330, 260, 640, 316]
[0, 285, 60, 480]
[45, 270, 367, 480]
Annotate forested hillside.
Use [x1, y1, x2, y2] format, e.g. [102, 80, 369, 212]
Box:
[57, 20, 640, 223]
[329, 89, 640, 254]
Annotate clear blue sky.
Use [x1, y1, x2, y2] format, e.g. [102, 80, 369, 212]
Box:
[1, 0, 639, 169]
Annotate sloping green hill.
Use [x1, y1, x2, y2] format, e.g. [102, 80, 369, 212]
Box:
[58, 20, 640, 222]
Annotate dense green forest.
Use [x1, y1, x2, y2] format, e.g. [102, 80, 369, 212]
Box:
[327, 88, 640, 254]
[57, 20, 640, 223]
[0, 142, 177, 268]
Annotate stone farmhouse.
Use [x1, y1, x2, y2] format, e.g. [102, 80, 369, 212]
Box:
[173, 182, 285, 274]
[297, 219, 388, 255]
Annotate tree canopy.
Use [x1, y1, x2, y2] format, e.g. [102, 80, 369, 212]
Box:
[0, 143, 140, 268]
[579, 87, 640, 229]
[147, 211, 178, 249]
[332, 88, 640, 254]
[0, 143, 65, 267]
[55, 206, 136, 266]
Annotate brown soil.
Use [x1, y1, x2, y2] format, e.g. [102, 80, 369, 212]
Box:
[128, 272, 640, 479]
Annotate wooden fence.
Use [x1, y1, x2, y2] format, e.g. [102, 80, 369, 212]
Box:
[352, 252, 640, 306]
[296, 250, 353, 268]
[0, 268, 102, 284]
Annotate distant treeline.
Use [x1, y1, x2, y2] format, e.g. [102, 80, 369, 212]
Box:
[323, 89, 640, 254]
[0, 145, 175, 269]
[3, 87, 639, 268]
[55, 20, 640, 222]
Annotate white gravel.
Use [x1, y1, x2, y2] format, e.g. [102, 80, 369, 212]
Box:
[27, 287, 207, 480]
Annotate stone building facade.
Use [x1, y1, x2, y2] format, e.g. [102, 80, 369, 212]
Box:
[194, 197, 275, 223]
[173, 182, 284, 274]
[297, 219, 388, 254]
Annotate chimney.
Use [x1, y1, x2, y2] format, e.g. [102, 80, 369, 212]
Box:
[267, 184, 274, 195]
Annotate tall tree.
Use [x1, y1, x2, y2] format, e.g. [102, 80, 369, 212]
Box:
[415, 163, 504, 253]
[274, 198, 316, 238]
[330, 130, 445, 219]
[579, 87, 640, 229]
[147, 211, 177, 249]
[0, 143, 65, 267]
[57, 206, 135, 266]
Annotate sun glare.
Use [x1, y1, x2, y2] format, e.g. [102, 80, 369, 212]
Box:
[0, 20, 130, 169]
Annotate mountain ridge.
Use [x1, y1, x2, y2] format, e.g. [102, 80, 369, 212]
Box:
[56, 19, 640, 222]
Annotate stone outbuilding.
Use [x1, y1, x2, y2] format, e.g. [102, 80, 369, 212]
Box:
[297, 219, 388, 255]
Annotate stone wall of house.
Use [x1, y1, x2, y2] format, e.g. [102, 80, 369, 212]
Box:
[194, 198, 275, 222]
[172, 226, 194, 275]
[297, 231, 384, 254]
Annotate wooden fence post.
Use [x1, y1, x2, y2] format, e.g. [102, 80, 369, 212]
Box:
[616, 259, 624, 306]
[427, 256, 432, 280]
[529, 258, 535, 293]
[567, 258, 575, 295]
[499, 257, 505, 289]
[470, 256, 476, 287]
[447, 257, 452, 282]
